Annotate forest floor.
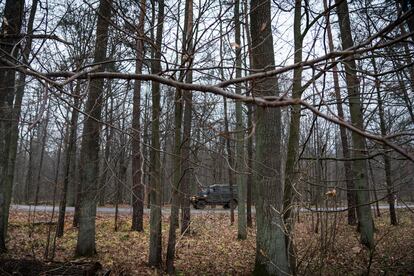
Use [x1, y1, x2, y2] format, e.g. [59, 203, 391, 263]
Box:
[3, 209, 414, 275]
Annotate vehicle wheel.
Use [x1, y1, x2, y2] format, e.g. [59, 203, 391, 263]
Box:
[230, 199, 238, 209]
[196, 200, 206, 209]
[224, 200, 237, 209]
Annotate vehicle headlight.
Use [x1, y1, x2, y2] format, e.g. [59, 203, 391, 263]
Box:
[203, 194, 207, 198]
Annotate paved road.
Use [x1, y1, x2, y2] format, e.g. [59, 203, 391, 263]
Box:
[10, 204, 235, 215]
[10, 203, 414, 215]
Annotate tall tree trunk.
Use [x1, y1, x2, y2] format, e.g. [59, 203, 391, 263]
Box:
[180, 0, 194, 236]
[0, 0, 24, 252]
[235, 0, 247, 240]
[75, 0, 112, 256]
[323, 0, 357, 225]
[335, 0, 374, 249]
[243, 0, 253, 228]
[148, 0, 164, 267]
[250, 0, 290, 274]
[282, 0, 303, 271]
[57, 79, 81, 237]
[3, 0, 38, 242]
[180, 49, 194, 235]
[166, 0, 186, 271]
[131, 0, 146, 232]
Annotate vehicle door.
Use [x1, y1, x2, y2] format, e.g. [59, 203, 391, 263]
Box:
[208, 187, 219, 204]
[220, 186, 231, 204]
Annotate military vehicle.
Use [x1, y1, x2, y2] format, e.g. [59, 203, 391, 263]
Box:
[190, 184, 238, 209]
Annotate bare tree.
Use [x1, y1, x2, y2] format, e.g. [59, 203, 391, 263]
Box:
[75, 0, 112, 256]
[148, 0, 165, 268]
[234, 0, 247, 240]
[131, 0, 146, 232]
[335, 0, 374, 248]
[250, 0, 290, 273]
[0, 0, 24, 252]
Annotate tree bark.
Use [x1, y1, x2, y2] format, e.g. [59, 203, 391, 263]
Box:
[235, 0, 247, 240]
[0, 0, 24, 252]
[131, 0, 146, 232]
[180, 0, 194, 236]
[243, 0, 253, 228]
[75, 0, 112, 256]
[3, 0, 38, 244]
[148, 0, 164, 268]
[282, 0, 303, 271]
[250, 0, 290, 274]
[335, 0, 374, 249]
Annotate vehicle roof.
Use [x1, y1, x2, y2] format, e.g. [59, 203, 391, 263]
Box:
[209, 184, 237, 188]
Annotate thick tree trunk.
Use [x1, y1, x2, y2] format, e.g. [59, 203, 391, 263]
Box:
[148, 0, 164, 267]
[250, 0, 290, 274]
[75, 0, 112, 257]
[0, 0, 24, 252]
[335, 0, 374, 249]
[131, 0, 146, 232]
[3, 0, 38, 243]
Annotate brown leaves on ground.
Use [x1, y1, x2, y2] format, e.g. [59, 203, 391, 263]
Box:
[294, 211, 414, 275]
[5, 209, 414, 275]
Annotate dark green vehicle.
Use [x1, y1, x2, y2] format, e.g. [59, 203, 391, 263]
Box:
[190, 184, 238, 209]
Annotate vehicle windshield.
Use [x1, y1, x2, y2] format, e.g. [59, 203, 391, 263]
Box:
[198, 189, 208, 196]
